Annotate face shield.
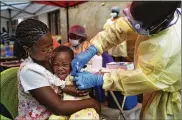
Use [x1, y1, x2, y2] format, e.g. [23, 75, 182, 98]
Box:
[123, 5, 180, 36]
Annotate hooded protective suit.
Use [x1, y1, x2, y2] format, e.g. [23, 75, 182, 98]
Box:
[90, 13, 181, 119]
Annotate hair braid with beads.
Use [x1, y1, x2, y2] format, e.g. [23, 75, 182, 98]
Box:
[14, 19, 49, 59]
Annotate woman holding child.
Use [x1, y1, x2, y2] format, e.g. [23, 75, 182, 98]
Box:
[14, 19, 100, 119]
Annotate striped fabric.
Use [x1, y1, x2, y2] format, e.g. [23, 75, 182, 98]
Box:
[1, 32, 10, 44]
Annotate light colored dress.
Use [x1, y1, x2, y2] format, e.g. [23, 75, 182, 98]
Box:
[16, 57, 65, 120]
[49, 75, 99, 120]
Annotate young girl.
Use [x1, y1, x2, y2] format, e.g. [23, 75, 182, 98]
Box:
[14, 19, 100, 120]
[49, 46, 99, 119]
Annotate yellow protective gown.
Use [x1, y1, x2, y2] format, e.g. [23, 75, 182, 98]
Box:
[90, 16, 181, 119]
[103, 18, 128, 58]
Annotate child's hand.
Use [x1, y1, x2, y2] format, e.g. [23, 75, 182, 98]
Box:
[63, 85, 89, 97]
[76, 89, 89, 96]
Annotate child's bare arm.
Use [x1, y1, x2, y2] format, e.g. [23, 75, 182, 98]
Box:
[63, 85, 90, 97]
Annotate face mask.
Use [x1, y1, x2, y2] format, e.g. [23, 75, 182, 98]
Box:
[69, 38, 80, 47]
[110, 12, 118, 18]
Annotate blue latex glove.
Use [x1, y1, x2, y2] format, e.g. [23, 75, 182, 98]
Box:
[71, 45, 98, 76]
[73, 72, 104, 90]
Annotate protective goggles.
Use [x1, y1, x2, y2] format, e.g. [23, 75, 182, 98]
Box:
[123, 7, 150, 36]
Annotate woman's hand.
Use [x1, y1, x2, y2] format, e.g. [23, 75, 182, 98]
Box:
[63, 86, 101, 113]
[89, 98, 101, 114]
[30, 86, 101, 116]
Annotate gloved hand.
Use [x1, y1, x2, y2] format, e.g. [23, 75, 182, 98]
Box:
[71, 45, 98, 76]
[73, 72, 104, 90]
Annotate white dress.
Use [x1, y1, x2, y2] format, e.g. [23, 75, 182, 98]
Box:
[16, 57, 65, 120]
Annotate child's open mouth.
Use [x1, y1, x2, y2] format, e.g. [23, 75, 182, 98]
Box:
[57, 72, 68, 80]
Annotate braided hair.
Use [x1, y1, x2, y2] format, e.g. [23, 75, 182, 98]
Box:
[14, 19, 49, 59]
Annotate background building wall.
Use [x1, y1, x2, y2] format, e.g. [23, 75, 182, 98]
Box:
[60, 1, 130, 44]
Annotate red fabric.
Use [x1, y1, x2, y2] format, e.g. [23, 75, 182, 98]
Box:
[34, 1, 87, 8]
[69, 25, 86, 38]
[69, 25, 85, 34]
[53, 39, 60, 49]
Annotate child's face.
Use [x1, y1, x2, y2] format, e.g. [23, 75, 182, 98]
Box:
[52, 52, 72, 80]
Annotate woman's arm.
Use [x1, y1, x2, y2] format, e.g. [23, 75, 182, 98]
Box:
[20, 65, 100, 116]
[29, 86, 100, 116]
